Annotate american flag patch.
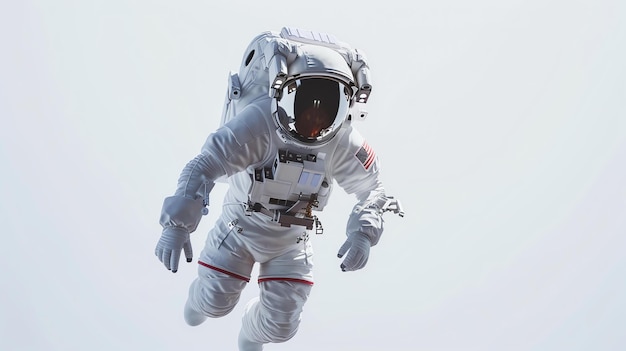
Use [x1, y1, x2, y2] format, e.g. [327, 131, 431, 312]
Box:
[355, 141, 376, 170]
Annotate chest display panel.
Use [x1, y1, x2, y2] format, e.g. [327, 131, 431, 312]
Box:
[248, 149, 331, 213]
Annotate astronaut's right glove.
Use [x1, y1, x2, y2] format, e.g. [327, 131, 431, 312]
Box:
[155, 226, 193, 273]
[337, 232, 372, 272]
[156, 195, 205, 273]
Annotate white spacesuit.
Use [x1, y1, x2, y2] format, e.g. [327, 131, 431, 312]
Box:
[155, 27, 403, 351]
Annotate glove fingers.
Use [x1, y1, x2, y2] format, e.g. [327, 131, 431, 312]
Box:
[169, 249, 180, 273]
[161, 249, 172, 271]
[339, 234, 371, 271]
[183, 240, 193, 262]
[341, 249, 362, 271]
[337, 240, 352, 258]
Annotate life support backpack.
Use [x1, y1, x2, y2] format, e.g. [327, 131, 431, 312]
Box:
[219, 27, 373, 128]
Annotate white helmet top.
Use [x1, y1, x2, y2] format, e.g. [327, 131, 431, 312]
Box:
[223, 27, 372, 148]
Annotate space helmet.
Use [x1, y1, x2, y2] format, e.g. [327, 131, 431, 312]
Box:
[272, 44, 355, 147]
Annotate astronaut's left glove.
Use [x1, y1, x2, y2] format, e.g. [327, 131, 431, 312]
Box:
[337, 232, 372, 271]
[338, 193, 389, 272]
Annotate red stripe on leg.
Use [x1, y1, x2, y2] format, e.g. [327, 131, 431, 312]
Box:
[258, 277, 314, 285]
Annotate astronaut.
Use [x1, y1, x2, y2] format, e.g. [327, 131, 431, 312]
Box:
[155, 27, 403, 351]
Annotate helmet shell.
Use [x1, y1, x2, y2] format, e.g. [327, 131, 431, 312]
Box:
[273, 45, 355, 147]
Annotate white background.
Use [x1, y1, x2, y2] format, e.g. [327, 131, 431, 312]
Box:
[1, 1, 625, 350]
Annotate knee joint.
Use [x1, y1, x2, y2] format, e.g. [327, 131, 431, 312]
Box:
[260, 315, 299, 343]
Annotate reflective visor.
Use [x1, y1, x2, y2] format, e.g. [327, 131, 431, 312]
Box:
[294, 79, 340, 137]
[276, 78, 351, 144]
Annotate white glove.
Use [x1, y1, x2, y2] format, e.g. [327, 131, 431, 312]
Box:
[337, 232, 372, 272]
[155, 226, 193, 273]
